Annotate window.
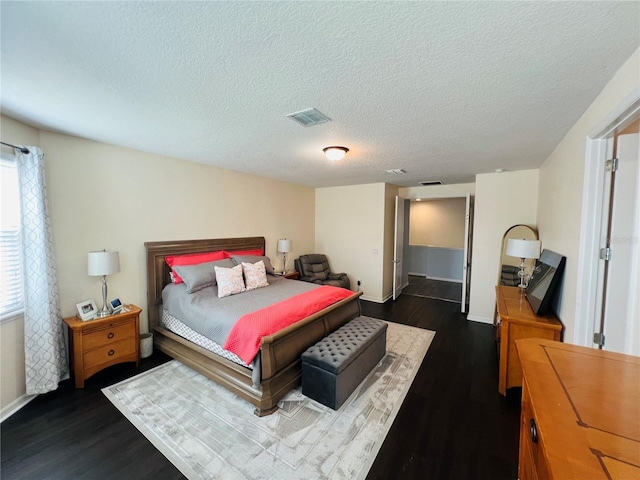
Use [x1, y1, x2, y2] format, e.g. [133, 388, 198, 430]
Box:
[0, 152, 23, 321]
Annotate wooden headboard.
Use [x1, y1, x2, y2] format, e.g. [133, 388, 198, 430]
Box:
[144, 236, 266, 329]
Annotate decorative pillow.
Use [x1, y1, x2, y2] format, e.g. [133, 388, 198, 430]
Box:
[215, 264, 246, 298]
[242, 260, 269, 291]
[230, 255, 275, 275]
[173, 259, 236, 294]
[166, 250, 226, 284]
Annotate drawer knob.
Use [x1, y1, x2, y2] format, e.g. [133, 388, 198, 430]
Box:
[108, 349, 115, 356]
[530, 418, 538, 444]
[107, 332, 114, 339]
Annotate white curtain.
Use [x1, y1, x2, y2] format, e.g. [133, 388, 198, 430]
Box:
[17, 146, 68, 394]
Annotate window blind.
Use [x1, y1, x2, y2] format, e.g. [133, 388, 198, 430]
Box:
[0, 154, 23, 319]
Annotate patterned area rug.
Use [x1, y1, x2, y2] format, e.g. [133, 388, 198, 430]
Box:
[103, 320, 435, 480]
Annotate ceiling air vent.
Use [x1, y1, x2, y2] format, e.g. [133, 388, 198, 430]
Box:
[286, 108, 331, 127]
[419, 181, 443, 186]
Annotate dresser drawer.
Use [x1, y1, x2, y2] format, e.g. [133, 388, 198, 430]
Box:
[83, 337, 136, 370]
[83, 322, 135, 350]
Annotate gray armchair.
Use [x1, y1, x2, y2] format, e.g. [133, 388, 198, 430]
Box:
[295, 254, 351, 290]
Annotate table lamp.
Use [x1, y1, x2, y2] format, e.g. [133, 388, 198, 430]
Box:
[88, 250, 120, 317]
[277, 239, 291, 274]
[505, 239, 541, 290]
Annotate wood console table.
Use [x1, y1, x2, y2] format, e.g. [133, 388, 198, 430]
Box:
[516, 338, 640, 479]
[495, 286, 562, 395]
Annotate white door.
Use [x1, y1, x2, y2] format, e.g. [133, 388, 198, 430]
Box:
[393, 195, 405, 300]
[594, 130, 640, 354]
[461, 194, 473, 313]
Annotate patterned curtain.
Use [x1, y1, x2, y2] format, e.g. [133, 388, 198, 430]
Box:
[17, 147, 68, 394]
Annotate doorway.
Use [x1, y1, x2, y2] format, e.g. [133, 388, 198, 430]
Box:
[396, 195, 473, 308]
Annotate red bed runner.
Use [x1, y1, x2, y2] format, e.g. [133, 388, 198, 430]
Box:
[223, 286, 353, 364]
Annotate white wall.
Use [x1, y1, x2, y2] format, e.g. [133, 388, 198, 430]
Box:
[537, 47, 640, 343]
[0, 116, 40, 414]
[467, 170, 539, 323]
[1, 116, 316, 412]
[315, 183, 387, 302]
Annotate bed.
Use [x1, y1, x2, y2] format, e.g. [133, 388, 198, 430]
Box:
[145, 236, 362, 416]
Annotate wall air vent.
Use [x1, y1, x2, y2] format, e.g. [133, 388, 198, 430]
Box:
[419, 181, 443, 186]
[286, 108, 331, 127]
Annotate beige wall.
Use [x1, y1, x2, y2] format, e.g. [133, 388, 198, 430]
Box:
[400, 183, 476, 200]
[467, 170, 539, 323]
[1, 116, 315, 412]
[315, 183, 387, 302]
[0, 116, 40, 413]
[409, 198, 466, 248]
[537, 47, 640, 343]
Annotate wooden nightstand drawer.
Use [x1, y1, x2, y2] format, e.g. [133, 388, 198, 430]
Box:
[83, 337, 137, 370]
[83, 322, 135, 350]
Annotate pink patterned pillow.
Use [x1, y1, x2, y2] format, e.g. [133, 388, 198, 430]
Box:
[242, 261, 269, 291]
[214, 264, 246, 298]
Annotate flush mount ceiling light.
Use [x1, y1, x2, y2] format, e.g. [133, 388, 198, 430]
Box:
[386, 169, 406, 174]
[323, 146, 349, 161]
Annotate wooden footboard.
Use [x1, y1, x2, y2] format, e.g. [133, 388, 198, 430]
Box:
[145, 237, 362, 416]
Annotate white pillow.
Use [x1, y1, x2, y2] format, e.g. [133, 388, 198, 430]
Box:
[214, 264, 246, 298]
[242, 260, 269, 291]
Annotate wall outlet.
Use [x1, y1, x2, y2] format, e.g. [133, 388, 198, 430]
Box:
[357, 279, 361, 286]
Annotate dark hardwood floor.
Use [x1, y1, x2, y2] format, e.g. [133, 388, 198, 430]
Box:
[1, 295, 521, 480]
[402, 275, 463, 303]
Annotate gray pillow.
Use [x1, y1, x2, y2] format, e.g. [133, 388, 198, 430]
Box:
[173, 258, 236, 293]
[230, 255, 275, 275]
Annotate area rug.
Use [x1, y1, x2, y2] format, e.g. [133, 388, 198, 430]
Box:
[103, 320, 435, 480]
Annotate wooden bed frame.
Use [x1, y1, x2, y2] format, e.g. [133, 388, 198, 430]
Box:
[145, 236, 362, 416]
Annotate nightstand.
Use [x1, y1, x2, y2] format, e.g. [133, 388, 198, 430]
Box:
[283, 271, 300, 280]
[63, 305, 141, 388]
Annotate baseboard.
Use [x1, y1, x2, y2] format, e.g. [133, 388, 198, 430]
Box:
[425, 275, 463, 284]
[466, 314, 493, 325]
[1, 393, 37, 423]
[407, 273, 463, 284]
[360, 294, 384, 303]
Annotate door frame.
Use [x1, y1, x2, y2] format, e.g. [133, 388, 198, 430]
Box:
[393, 195, 405, 300]
[574, 87, 640, 347]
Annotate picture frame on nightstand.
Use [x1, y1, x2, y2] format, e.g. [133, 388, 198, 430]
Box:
[76, 299, 97, 321]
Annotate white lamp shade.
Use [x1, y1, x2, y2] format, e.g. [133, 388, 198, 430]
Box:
[277, 239, 291, 253]
[506, 239, 541, 259]
[88, 250, 121, 276]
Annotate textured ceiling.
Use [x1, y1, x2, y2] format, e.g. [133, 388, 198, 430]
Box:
[1, 2, 639, 188]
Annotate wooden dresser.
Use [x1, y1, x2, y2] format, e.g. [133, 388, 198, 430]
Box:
[495, 286, 562, 395]
[516, 338, 640, 480]
[63, 305, 141, 387]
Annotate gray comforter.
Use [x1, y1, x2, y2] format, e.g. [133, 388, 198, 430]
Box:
[162, 274, 320, 348]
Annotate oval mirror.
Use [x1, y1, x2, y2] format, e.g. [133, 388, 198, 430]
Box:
[498, 224, 539, 287]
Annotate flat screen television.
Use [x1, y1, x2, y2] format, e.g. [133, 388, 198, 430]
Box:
[525, 249, 566, 316]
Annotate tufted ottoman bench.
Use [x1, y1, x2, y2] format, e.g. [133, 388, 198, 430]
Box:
[301, 317, 387, 410]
